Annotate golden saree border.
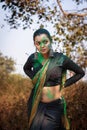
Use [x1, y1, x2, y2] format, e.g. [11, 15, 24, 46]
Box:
[28, 59, 50, 128]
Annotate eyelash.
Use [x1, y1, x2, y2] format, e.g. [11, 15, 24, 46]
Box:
[43, 41, 48, 44]
[35, 40, 48, 45]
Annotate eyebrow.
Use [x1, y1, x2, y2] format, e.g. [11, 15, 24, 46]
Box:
[35, 41, 40, 43]
[35, 39, 48, 43]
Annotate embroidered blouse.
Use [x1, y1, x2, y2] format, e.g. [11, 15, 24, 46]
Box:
[23, 52, 85, 87]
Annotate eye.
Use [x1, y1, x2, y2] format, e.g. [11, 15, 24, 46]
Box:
[43, 40, 48, 44]
[35, 41, 40, 46]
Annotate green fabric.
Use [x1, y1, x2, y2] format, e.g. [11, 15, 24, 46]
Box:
[60, 68, 67, 119]
[28, 59, 50, 128]
[62, 96, 67, 115]
[32, 59, 49, 106]
[61, 70, 70, 130]
[34, 53, 46, 68]
[29, 53, 70, 129]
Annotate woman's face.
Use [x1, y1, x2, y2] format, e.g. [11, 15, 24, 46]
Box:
[34, 34, 51, 55]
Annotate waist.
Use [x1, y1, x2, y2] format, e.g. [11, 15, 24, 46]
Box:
[40, 98, 63, 106]
[41, 85, 62, 103]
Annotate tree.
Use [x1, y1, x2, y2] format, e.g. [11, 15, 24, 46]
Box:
[0, 52, 15, 80]
[0, 0, 87, 28]
[0, 0, 87, 68]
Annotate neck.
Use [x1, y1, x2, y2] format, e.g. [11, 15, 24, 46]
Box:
[42, 53, 49, 59]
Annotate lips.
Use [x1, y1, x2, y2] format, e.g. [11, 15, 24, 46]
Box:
[41, 49, 46, 52]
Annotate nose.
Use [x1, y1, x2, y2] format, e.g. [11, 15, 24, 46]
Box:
[40, 42, 45, 47]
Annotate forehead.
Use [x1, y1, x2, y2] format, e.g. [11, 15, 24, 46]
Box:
[34, 34, 49, 41]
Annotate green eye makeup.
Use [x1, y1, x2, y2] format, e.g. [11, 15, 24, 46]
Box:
[35, 37, 49, 46]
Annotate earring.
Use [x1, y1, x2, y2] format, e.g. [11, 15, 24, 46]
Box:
[49, 44, 54, 57]
[34, 48, 38, 59]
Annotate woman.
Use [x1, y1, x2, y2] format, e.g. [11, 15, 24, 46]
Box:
[23, 28, 85, 130]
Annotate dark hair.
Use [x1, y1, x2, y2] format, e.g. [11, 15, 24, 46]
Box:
[33, 28, 52, 42]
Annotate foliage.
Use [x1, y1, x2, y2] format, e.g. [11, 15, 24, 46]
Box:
[0, 73, 87, 130]
[0, 0, 40, 29]
[0, 0, 87, 29]
[0, 52, 15, 81]
[0, 74, 31, 130]
[73, 0, 87, 5]
[0, 0, 87, 68]
[53, 16, 87, 68]
[62, 81, 87, 130]
[0, 52, 86, 130]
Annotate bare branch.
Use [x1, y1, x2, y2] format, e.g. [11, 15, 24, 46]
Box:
[57, 0, 87, 17]
[57, 0, 66, 16]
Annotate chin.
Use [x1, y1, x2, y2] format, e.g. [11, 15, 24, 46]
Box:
[40, 50, 49, 54]
[41, 51, 48, 54]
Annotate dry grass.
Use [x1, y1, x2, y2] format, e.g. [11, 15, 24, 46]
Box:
[0, 74, 87, 130]
[63, 81, 87, 130]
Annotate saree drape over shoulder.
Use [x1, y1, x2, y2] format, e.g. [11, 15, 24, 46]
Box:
[23, 52, 85, 130]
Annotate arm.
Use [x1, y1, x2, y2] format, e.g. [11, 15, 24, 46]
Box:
[63, 56, 85, 87]
[23, 54, 34, 79]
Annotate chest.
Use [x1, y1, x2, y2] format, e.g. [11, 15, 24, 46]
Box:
[46, 56, 65, 80]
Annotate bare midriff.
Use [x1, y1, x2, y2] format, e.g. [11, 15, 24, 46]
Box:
[41, 85, 62, 103]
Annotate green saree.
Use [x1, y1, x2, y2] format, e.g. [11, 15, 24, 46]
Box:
[28, 54, 70, 130]
[28, 59, 50, 128]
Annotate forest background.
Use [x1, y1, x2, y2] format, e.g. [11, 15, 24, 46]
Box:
[0, 0, 87, 130]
